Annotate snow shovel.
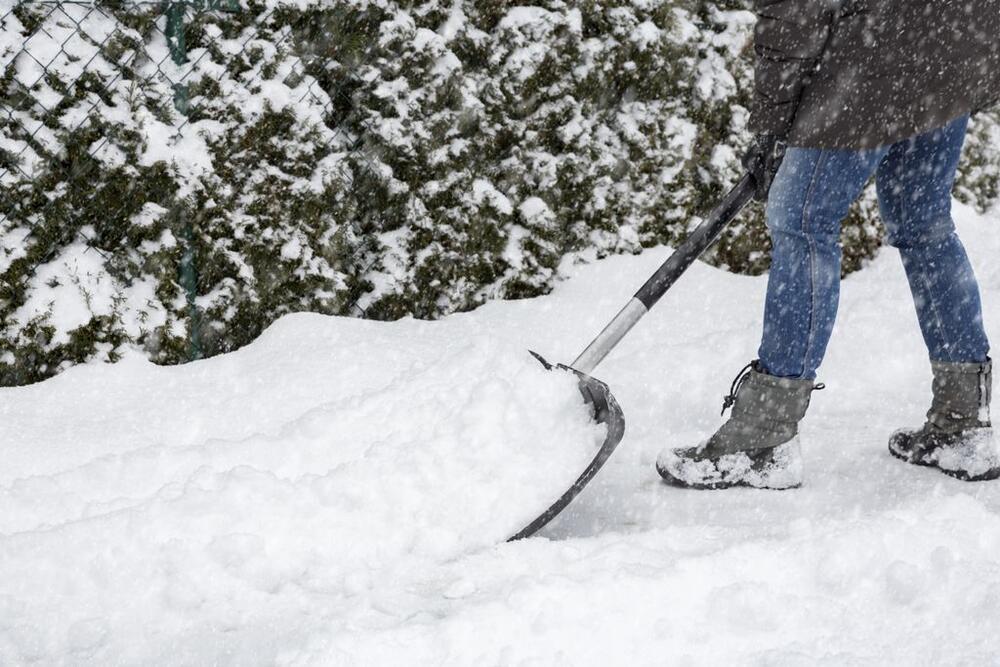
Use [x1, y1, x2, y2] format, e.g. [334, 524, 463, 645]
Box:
[508, 174, 756, 541]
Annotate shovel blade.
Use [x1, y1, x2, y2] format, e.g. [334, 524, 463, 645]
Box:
[507, 352, 627, 541]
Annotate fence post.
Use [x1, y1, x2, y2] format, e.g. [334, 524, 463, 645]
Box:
[163, 1, 201, 360]
[162, 0, 240, 361]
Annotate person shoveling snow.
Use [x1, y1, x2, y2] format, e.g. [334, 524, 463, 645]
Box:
[656, 0, 1000, 489]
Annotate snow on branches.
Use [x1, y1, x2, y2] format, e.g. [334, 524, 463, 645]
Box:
[0, 0, 997, 383]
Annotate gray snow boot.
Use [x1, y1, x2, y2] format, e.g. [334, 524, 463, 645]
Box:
[656, 361, 821, 490]
[888, 359, 999, 481]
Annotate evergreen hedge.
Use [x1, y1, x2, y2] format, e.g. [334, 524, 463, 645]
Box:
[0, 0, 997, 384]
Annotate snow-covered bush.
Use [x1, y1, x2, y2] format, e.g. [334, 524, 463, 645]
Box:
[1, 0, 997, 384]
[957, 112, 1000, 211]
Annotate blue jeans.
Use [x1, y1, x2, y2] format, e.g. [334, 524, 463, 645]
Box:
[759, 115, 990, 379]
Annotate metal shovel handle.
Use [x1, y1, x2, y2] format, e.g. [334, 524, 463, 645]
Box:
[571, 174, 756, 375]
[506, 175, 755, 541]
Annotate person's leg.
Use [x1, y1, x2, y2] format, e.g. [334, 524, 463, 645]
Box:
[657, 145, 889, 490]
[875, 114, 990, 364]
[757, 145, 889, 379]
[878, 115, 997, 481]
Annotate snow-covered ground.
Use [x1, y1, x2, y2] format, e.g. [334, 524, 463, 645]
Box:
[4, 202, 1000, 665]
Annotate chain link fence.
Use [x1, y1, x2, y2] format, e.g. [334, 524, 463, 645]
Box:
[6, 1, 998, 387]
[0, 0, 384, 381]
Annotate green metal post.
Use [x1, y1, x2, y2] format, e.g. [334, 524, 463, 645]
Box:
[162, 0, 241, 360]
[165, 3, 189, 115]
[164, 2, 201, 360]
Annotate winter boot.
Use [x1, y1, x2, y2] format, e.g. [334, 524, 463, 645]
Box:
[888, 359, 999, 481]
[656, 361, 821, 490]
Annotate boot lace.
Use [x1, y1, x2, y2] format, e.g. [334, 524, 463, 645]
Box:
[720, 360, 826, 415]
[721, 361, 756, 415]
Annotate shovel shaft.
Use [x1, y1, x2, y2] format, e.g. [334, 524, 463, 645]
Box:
[571, 174, 756, 374]
[634, 174, 756, 310]
[571, 298, 647, 374]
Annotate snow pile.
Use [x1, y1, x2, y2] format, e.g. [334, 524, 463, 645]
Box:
[0, 316, 602, 663]
[5, 203, 1000, 663]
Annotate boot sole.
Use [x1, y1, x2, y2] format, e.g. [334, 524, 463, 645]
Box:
[656, 462, 802, 490]
[655, 442, 803, 491]
[888, 443, 1000, 482]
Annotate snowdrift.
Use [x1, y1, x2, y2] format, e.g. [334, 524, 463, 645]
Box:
[0, 316, 603, 663]
[4, 203, 1000, 664]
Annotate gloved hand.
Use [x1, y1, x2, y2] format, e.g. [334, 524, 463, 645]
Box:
[742, 133, 786, 202]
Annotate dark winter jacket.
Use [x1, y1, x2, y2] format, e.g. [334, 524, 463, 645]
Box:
[750, 0, 1000, 149]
